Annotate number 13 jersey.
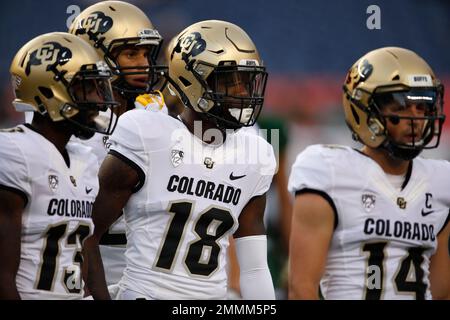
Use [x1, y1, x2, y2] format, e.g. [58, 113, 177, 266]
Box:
[0, 124, 98, 299]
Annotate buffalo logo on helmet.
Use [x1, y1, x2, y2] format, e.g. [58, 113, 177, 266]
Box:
[75, 11, 113, 36]
[171, 32, 206, 67]
[25, 42, 72, 76]
[345, 59, 373, 90]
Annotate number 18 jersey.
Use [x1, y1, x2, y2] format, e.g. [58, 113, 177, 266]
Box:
[108, 110, 276, 299]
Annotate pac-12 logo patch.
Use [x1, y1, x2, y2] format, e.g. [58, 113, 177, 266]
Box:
[48, 175, 59, 191]
[171, 149, 184, 167]
[362, 194, 376, 212]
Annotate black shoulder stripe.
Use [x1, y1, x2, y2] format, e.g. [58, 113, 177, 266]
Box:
[437, 209, 450, 236]
[108, 150, 146, 193]
[353, 148, 368, 158]
[99, 231, 127, 246]
[0, 184, 28, 207]
[295, 188, 338, 230]
[401, 161, 413, 190]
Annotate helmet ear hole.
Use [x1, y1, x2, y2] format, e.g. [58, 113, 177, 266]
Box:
[33, 96, 47, 114]
[38, 86, 54, 99]
[179, 76, 191, 87]
[350, 104, 360, 125]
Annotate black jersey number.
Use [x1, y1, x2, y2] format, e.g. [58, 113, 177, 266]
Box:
[154, 201, 234, 276]
[363, 242, 426, 300]
[99, 211, 127, 246]
[36, 222, 91, 294]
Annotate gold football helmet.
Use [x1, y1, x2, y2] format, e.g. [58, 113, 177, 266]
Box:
[167, 20, 268, 130]
[10, 32, 117, 139]
[343, 47, 445, 160]
[68, 0, 166, 100]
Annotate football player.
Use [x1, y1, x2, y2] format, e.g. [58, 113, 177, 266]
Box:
[82, 20, 277, 300]
[0, 32, 117, 299]
[67, 0, 168, 288]
[288, 47, 450, 299]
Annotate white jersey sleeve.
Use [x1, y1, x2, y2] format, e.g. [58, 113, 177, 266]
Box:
[288, 144, 334, 195]
[108, 110, 171, 193]
[0, 132, 31, 203]
[108, 110, 149, 175]
[99, 106, 171, 286]
[251, 136, 277, 197]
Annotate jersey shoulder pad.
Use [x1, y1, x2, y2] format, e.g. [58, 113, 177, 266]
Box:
[0, 128, 31, 201]
[288, 144, 335, 194]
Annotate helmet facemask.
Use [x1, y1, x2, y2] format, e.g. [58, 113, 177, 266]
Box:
[62, 63, 118, 139]
[104, 35, 168, 100]
[197, 62, 268, 130]
[69, 1, 168, 102]
[369, 86, 445, 160]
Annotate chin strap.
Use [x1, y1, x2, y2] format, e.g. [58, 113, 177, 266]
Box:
[125, 97, 136, 111]
[381, 140, 423, 161]
[205, 104, 244, 131]
[67, 118, 95, 140]
[112, 78, 141, 102]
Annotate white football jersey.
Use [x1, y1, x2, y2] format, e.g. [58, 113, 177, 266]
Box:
[108, 109, 276, 299]
[288, 144, 450, 300]
[70, 94, 169, 286]
[72, 94, 168, 286]
[71, 130, 128, 286]
[0, 124, 98, 299]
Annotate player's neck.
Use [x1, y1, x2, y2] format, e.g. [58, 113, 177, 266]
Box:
[30, 115, 72, 156]
[179, 108, 226, 145]
[362, 146, 410, 175]
[113, 91, 130, 116]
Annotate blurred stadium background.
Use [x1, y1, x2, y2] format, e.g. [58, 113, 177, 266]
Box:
[0, 0, 449, 298]
[1, 0, 449, 160]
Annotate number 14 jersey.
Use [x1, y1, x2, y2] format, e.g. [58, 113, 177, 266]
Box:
[288, 145, 450, 300]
